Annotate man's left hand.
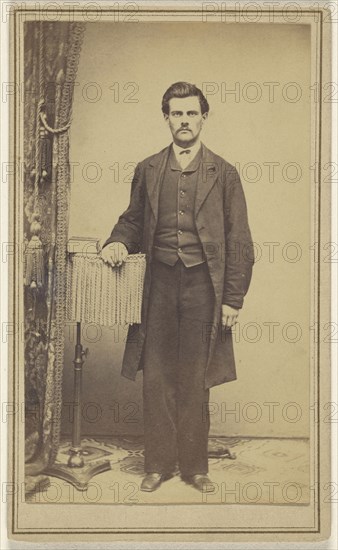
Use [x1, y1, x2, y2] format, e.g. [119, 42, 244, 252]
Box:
[221, 305, 239, 328]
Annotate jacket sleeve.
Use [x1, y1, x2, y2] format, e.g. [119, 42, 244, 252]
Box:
[102, 163, 145, 254]
[222, 163, 254, 309]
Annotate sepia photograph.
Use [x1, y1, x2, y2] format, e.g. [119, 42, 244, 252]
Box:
[5, 0, 334, 544]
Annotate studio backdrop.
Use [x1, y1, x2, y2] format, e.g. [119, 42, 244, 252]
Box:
[61, 21, 311, 440]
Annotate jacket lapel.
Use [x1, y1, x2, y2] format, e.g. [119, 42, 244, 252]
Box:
[146, 143, 220, 220]
[195, 143, 220, 216]
[146, 146, 171, 221]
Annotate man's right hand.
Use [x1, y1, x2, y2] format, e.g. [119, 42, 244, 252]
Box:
[101, 242, 128, 267]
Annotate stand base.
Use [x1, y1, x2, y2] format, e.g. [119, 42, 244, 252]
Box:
[209, 447, 237, 460]
[45, 443, 112, 491]
[45, 458, 111, 491]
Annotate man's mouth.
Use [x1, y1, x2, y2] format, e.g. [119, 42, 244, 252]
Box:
[179, 129, 191, 132]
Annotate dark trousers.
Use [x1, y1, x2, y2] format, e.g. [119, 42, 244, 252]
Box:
[142, 258, 214, 476]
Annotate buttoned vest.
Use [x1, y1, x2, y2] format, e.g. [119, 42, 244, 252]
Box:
[153, 146, 205, 267]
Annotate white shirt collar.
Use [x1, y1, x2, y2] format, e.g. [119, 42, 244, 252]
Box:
[172, 140, 202, 164]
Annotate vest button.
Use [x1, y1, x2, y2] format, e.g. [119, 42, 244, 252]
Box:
[178, 230, 183, 235]
[178, 247, 183, 253]
[179, 210, 184, 215]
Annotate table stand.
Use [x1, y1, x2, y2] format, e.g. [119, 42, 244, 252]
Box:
[45, 322, 111, 491]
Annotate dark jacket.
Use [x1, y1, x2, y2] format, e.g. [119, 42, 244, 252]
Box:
[104, 143, 254, 389]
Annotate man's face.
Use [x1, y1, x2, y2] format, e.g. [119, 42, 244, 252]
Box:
[164, 96, 208, 147]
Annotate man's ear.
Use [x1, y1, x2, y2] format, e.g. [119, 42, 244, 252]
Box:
[163, 113, 169, 122]
[202, 112, 208, 122]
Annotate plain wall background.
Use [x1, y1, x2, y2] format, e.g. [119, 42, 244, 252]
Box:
[62, 22, 311, 438]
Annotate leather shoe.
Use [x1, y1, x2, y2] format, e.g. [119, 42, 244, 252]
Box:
[182, 474, 216, 493]
[140, 473, 164, 492]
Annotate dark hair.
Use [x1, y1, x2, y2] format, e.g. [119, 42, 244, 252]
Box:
[161, 82, 210, 115]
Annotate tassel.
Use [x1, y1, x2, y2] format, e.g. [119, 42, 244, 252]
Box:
[24, 214, 45, 288]
[40, 126, 51, 183]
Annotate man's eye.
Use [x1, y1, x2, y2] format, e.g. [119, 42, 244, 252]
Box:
[172, 113, 181, 117]
[188, 113, 197, 117]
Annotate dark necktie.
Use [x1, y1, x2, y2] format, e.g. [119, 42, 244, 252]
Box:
[178, 148, 191, 169]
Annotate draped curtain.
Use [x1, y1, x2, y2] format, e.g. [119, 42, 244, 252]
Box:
[24, 21, 85, 494]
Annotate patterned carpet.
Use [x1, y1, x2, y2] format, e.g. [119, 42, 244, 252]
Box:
[31, 436, 310, 505]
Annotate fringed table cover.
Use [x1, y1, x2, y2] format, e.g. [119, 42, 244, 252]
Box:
[66, 253, 146, 325]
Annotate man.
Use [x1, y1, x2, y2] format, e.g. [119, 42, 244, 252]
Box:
[102, 82, 254, 493]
